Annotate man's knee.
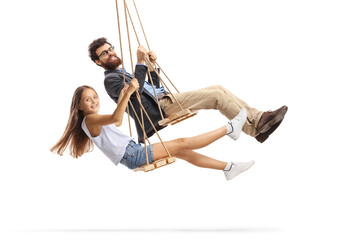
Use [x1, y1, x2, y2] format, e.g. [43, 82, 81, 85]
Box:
[211, 87, 229, 102]
[212, 85, 228, 93]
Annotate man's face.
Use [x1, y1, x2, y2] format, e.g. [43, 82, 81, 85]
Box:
[95, 43, 122, 70]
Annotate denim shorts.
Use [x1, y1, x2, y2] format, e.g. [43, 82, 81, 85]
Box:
[120, 140, 154, 169]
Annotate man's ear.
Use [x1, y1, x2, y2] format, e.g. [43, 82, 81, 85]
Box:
[95, 59, 102, 67]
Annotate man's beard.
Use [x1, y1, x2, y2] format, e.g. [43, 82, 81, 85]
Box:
[102, 55, 122, 70]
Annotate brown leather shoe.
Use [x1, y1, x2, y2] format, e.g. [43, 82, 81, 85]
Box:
[256, 105, 288, 134]
[255, 120, 282, 143]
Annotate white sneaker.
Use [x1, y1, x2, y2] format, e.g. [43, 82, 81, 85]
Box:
[227, 109, 247, 140]
[224, 160, 255, 181]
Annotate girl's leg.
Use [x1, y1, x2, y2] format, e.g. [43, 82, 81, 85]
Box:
[175, 150, 227, 170]
[152, 126, 227, 162]
[151, 111, 248, 172]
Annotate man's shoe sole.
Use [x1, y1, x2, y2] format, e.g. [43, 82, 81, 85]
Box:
[256, 120, 282, 143]
[257, 106, 288, 134]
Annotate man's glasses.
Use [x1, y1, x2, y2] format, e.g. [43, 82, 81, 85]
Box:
[98, 46, 115, 58]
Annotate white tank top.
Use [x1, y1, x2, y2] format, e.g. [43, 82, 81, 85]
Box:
[81, 118, 132, 165]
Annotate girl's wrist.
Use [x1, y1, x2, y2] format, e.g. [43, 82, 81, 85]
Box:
[124, 92, 133, 97]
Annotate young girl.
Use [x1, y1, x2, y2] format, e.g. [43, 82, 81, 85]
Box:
[51, 78, 254, 180]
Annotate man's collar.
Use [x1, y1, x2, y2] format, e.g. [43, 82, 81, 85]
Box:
[104, 68, 124, 75]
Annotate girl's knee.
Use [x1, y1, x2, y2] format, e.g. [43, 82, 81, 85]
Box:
[174, 137, 189, 150]
[175, 137, 186, 144]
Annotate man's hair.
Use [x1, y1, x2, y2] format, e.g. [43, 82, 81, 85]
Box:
[88, 37, 112, 62]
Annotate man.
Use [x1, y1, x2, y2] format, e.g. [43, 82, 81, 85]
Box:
[88, 37, 288, 143]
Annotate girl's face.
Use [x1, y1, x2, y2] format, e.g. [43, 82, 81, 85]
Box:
[79, 88, 100, 115]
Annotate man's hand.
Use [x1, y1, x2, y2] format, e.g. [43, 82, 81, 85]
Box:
[148, 50, 157, 64]
[145, 50, 157, 71]
[137, 46, 147, 64]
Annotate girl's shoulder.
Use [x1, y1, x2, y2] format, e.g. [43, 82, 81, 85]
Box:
[83, 114, 103, 138]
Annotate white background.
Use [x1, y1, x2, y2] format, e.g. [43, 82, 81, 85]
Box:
[0, 0, 359, 239]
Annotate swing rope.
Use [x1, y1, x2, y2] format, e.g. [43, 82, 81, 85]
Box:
[154, 61, 180, 93]
[115, 0, 132, 137]
[135, 92, 172, 157]
[124, 0, 184, 110]
[146, 69, 165, 120]
[131, 0, 151, 50]
[116, 0, 151, 146]
[124, 2, 165, 120]
[114, 0, 198, 169]
[122, 0, 150, 165]
[117, 0, 173, 166]
[131, 0, 181, 94]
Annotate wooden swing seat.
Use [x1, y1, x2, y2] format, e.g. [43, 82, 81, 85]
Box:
[158, 109, 198, 126]
[133, 156, 176, 172]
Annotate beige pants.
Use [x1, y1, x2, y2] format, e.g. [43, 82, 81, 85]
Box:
[159, 85, 263, 137]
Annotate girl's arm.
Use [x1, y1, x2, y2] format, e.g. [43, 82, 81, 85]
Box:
[86, 78, 139, 129]
[113, 84, 129, 127]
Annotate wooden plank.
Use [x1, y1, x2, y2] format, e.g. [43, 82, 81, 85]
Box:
[134, 157, 176, 172]
[133, 164, 155, 172]
[171, 112, 198, 125]
[168, 109, 192, 121]
[154, 159, 167, 168]
[159, 109, 197, 126]
[158, 118, 170, 126]
[167, 157, 176, 164]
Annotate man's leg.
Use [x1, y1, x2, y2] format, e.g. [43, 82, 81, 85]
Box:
[159, 85, 262, 137]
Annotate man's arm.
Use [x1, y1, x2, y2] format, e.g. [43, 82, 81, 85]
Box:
[134, 64, 148, 94]
[148, 68, 161, 88]
[104, 73, 126, 103]
[105, 46, 154, 101]
[105, 64, 148, 102]
[134, 46, 150, 94]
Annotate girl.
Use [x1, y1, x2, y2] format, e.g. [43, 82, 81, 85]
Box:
[51, 79, 254, 180]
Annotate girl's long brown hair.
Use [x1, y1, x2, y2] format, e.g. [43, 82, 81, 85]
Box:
[51, 86, 95, 158]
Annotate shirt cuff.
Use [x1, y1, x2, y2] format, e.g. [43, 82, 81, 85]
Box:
[136, 63, 147, 67]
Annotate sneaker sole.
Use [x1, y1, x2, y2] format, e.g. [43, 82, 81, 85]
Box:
[257, 106, 288, 134]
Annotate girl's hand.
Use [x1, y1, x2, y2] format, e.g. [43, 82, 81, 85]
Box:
[128, 78, 139, 94]
[120, 84, 129, 96]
